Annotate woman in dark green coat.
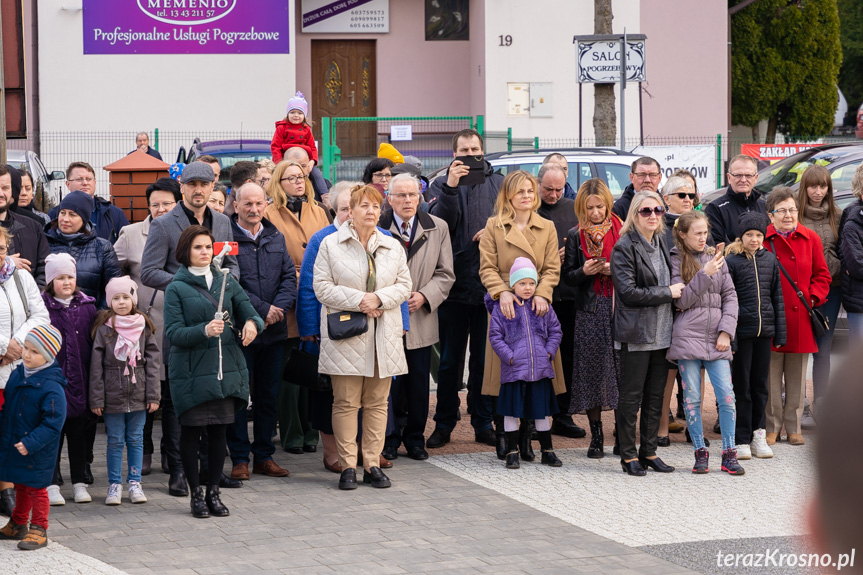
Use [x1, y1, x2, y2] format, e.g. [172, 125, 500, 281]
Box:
[164, 225, 264, 519]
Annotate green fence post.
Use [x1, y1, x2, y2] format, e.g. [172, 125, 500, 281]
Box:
[534, 137, 539, 150]
[154, 129, 159, 151]
[321, 117, 332, 182]
[507, 128, 512, 152]
[475, 115, 485, 140]
[716, 133, 722, 189]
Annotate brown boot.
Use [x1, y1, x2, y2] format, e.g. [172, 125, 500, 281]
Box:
[765, 432, 779, 445]
[788, 433, 805, 446]
[0, 518, 27, 540]
[18, 524, 47, 550]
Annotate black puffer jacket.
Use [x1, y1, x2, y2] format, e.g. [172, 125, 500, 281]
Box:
[428, 161, 503, 305]
[725, 244, 786, 344]
[610, 231, 675, 344]
[704, 186, 766, 245]
[45, 224, 122, 308]
[838, 199, 863, 313]
[612, 184, 636, 221]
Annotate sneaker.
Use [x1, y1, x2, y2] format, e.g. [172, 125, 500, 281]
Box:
[735, 444, 752, 460]
[46, 485, 65, 506]
[128, 481, 147, 504]
[750, 429, 774, 458]
[721, 448, 746, 475]
[72, 483, 91, 504]
[692, 447, 709, 474]
[105, 483, 122, 506]
[17, 525, 47, 550]
[801, 404, 816, 430]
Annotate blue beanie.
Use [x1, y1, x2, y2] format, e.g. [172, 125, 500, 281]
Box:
[58, 190, 94, 224]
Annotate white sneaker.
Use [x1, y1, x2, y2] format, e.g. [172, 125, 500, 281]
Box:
[72, 483, 91, 503]
[735, 444, 752, 460]
[47, 484, 65, 506]
[128, 481, 147, 504]
[105, 483, 122, 506]
[750, 429, 774, 458]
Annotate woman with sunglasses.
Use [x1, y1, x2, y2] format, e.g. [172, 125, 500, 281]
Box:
[610, 191, 684, 476]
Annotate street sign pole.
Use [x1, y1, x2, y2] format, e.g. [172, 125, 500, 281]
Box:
[0, 4, 7, 165]
[620, 29, 627, 151]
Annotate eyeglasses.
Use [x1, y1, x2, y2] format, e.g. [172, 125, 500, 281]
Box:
[674, 193, 697, 200]
[637, 206, 666, 217]
[257, 177, 271, 186]
[729, 173, 758, 180]
[0, 246, 7, 254]
[69, 177, 95, 184]
[771, 208, 798, 216]
[149, 201, 176, 210]
[390, 193, 419, 200]
[632, 172, 661, 180]
[372, 172, 393, 181]
[280, 175, 304, 185]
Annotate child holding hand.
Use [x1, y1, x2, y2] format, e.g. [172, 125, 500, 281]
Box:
[487, 258, 563, 469]
[0, 325, 66, 550]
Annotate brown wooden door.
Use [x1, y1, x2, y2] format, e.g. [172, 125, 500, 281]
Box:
[311, 40, 377, 158]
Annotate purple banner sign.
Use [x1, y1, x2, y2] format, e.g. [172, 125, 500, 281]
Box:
[83, 0, 290, 55]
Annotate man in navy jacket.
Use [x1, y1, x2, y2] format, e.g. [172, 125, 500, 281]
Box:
[226, 183, 296, 480]
[49, 162, 129, 243]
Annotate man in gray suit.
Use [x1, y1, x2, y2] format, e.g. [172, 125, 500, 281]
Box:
[140, 161, 239, 497]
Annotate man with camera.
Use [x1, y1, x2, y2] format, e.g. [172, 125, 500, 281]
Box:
[426, 129, 504, 448]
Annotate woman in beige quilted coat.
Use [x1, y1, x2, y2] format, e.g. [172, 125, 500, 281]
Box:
[313, 185, 411, 491]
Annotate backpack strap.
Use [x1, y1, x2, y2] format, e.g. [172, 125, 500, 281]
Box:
[12, 271, 30, 320]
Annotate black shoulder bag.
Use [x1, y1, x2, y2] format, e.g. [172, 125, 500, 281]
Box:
[769, 239, 829, 339]
[325, 248, 374, 340]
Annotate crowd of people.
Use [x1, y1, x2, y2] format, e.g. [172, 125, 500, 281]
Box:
[0, 125, 857, 550]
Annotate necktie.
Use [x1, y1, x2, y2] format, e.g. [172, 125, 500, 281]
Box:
[401, 221, 410, 245]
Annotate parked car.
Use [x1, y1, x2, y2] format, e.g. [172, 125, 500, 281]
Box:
[177, 139, 273, 186]
[426, 148, 640, 198]
[5, 149, 65, 214]
[702, 143, 863, 205]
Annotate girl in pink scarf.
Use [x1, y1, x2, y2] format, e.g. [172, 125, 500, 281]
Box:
[89, 276, 160, 506]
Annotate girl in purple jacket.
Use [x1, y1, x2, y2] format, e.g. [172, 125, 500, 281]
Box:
[488, 258, 563, 470]
[41, 253, 98, 505]
[669, 212, 743, 476]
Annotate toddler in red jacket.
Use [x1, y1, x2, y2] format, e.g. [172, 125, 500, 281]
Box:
[271, 91, 317, 165]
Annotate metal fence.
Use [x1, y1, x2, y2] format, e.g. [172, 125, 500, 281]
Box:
[320, 116, 480, 183]
[7, 130, 272, 199]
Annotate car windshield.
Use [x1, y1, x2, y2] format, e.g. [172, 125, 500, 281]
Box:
[209, 153, 272, 184]
[753, 148, 855, 193]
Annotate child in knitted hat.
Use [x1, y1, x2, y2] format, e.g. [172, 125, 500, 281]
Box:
[486, 257, 564, 470]
[90, 276, 159, 506]
[271, 90, 318, 165]
[40, 253, 98, 507]
[0, 324, 67, 550]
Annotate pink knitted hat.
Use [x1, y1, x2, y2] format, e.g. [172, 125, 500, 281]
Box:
[287, 91, 309, 118]
[45, 253, 77, 285]
[106, 276, 139, 307]
[509, 257, 538, 287]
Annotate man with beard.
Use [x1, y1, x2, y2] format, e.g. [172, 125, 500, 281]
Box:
[0, 165, 49, 287]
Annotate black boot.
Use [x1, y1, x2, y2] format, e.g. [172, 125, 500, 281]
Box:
[612, 426, 620, 456]
[518, 420, 535, 462]
[190, 486, 209, 518]
[142, 454, 152, 477]
[505, 431, 520, 469]
[537, 431, 562, 467]
[0, 488, 15, 517]
[495, 430, 507, 461]
[205, 486, 230, 517]
[169, 470, 189, 497]
[587, 420, 605, 459]
[83, 463, 94, 485]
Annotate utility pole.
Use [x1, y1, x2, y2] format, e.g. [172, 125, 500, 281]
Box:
[0, 3, 7, 165]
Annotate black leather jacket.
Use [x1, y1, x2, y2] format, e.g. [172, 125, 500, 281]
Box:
[610, 231, 674, 344]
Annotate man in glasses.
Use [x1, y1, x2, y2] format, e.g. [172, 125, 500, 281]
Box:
[705, 154, 767, 245]
[427, 129, 504, 449]
[612, 156, 662, 221]
[48, 162, 130, 243]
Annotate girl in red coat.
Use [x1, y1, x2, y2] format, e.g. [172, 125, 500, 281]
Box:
[764, 187, 831, 446]
[271, 91, 317, 165]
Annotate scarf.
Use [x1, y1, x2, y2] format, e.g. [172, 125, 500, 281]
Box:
[579, 217, 619, 297]
[286, 195, 305, 217]
[188, 265, 214, 289]
[110, 314, 146, 383]
[776, 225, 797, 239]
[0, 256, 16, 284]
[25, 361, 53, 378]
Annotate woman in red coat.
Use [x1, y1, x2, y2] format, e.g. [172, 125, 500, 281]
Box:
[764, 186, 831, 446]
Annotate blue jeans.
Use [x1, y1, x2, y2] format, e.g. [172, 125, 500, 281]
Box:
[434, 301, 493, 432]
[849, 312, 863, 348]
[812, 287, 842, 401]
[227, 342, 283, 465]
[679, 359, 736, 451]
[104, 411, 146, 485]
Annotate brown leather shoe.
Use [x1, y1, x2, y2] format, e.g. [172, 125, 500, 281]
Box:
[765, 432, 779, 445]
[788, 433, 805, 446]
[323, 459, 343, 474]
[231, 462, 250, 481]
[252, 460, 290, 477]
[379, 456, 393, 469]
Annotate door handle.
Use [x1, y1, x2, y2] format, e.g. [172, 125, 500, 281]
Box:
[350, 90, 355, 107]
